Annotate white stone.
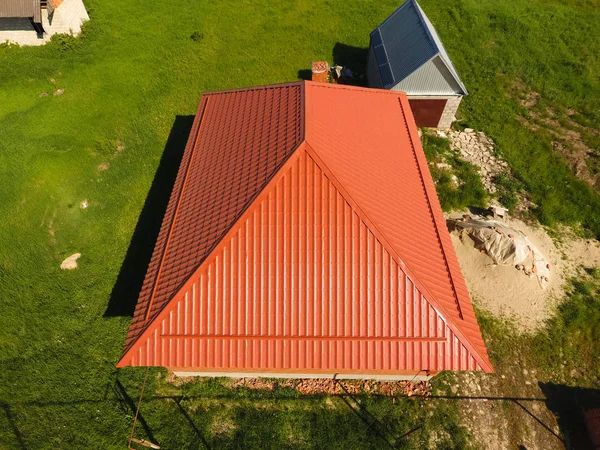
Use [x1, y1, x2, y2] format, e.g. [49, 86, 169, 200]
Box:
[60, 253, 81, 270]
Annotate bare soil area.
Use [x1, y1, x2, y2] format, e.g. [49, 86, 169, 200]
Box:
[448, 212, 600, 331]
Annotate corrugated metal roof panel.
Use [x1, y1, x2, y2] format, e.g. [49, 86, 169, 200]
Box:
[122, 83, 304, 356]
[376, 0, 437, 87]
[118, 82, 491, 374]
[371, 0, 467, 95]
[413, 0, 468, 95]
[304, 83, 489, 371]
[124, 149, 482, 372]
[391, 56, 462, 95]
[0, 0, 41, 21]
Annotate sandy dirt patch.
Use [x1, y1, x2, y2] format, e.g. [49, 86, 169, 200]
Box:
[448, 213, 600, 330]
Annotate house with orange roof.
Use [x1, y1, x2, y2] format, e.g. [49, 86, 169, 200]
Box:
[117, 81, 492, 380]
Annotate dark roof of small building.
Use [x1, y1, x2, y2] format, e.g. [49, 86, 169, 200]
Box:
[0, 0, 41, 22]
[370, 0, 467, 94]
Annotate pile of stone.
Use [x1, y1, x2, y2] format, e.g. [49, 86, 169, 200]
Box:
[230, 378, 432, 397]
[444, 128, 509, 193]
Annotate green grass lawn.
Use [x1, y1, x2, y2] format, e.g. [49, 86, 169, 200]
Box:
[1, 0, 599, 448]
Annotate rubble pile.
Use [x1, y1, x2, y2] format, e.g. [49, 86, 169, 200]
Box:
[231, 378, 431, 397]
[445, 129, 509, 193]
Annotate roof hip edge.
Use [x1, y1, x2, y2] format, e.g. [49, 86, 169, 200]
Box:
[304, 139, 491, 372]
[397, 95, 492, 373]
[117, 139, 309, 368]
[201, 81, 305, 97]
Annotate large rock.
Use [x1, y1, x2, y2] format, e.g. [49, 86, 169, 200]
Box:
[61, 253, 81, 270]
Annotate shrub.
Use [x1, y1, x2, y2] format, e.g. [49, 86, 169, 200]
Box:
[190, 31, 204, 42]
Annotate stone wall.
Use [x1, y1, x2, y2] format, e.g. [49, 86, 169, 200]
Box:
[438, 95, 462, 129]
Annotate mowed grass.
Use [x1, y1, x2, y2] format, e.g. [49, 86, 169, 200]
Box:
[0, 0, 599, 448]
[423, 0, 600, 234]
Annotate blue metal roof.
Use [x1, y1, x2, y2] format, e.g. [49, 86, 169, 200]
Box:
[370, 0, 468, 95]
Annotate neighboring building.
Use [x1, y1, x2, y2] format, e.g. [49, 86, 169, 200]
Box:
[0, 0, 44, 33]
[117, 81, 492, 379]
[367, 0, 468, 128]
[0, 0, 88, 46]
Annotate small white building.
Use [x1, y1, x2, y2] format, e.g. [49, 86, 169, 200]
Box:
[367, 0, 468, 128]
[0, 0, 88, 46]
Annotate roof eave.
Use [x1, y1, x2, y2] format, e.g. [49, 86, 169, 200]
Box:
[412, 1, 468, 95]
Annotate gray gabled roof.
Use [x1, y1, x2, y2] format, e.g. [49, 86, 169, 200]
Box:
[370, 0, 468, 95]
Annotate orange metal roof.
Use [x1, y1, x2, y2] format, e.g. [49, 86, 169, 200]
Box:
[117, 81, 492, 374]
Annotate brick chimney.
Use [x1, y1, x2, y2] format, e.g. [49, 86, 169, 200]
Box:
[311, 62, 329, 83]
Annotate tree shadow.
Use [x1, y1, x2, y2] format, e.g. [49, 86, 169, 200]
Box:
[104, 116, 194, 317]
[1, 402, 26, 450]
[539, 382, 600, 450]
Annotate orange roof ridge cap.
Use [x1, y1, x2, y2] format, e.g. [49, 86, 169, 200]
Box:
[304, 80, 408, 97]
[120, 84, 307, 364]
[201, 81, 305, 97]
[305, 141, 491, 372]
[117, 97, 211, 362]
[117, 143, 310, 368]
[142, 97, 211, 323]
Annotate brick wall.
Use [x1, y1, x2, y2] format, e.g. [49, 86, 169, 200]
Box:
[437, 96, 462, 128]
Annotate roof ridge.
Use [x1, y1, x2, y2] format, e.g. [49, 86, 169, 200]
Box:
[411, 1, 468, 95]
[411, 0, 441, 56]
[375, 0, 414, 31]
[201, 81, 304, 97]
[304, 81, 404, 97]
[120, 83, 306, 362]
[304, 141, 452, 319]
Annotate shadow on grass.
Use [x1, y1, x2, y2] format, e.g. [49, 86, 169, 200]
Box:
[540, 382, 600, 450]
[174, 398, 212, 450]
[334, 380, 421, 449]
[1, 403, 26, 450]
[332, 42, 368, 86]
[104, 116, 194, 317]
[1, 387, 568, 449]
[113, 379, 159, 446]
[297, 69, 312, 80]
[296, 43, 369, 86]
